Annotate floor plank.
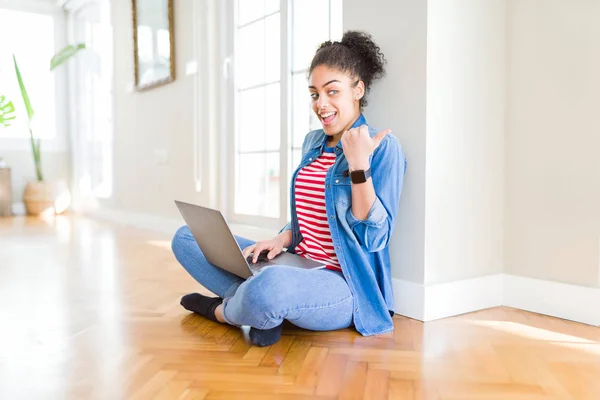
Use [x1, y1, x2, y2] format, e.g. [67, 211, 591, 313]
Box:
[1, 215, 599, 399]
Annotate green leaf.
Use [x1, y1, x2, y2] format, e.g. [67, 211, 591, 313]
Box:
[34, 135, 43, 181]
[12, 54, 34, 123]
[0, 95, 16, 128]
[50, 43, 86, 71]
[13, 55, 42, 181]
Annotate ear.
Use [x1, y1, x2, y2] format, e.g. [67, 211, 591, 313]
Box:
[354, 80, 365, 101]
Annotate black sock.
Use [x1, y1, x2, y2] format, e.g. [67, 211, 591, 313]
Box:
[180, 293, 223, 323]
[249, 324, 283, 347]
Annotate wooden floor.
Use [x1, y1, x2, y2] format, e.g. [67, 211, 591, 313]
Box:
[1, 215, 599, 400]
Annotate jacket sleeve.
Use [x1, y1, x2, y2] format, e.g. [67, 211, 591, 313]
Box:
[345, 135, 406, 252]
[279, 221, 292, 234]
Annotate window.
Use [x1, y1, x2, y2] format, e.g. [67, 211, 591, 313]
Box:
[232, 1, 282, 221]
[70, 0, 114, 199]
[230, 0, 342, 227]
[290, 0, 342, 169]
[0, 8, 58, 140]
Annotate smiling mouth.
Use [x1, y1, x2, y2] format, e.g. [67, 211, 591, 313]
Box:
[320, 111, 337, 125]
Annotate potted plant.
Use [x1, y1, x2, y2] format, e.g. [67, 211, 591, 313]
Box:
[0, 94, 16, 127]
[12, 44, 85, 216]
[0, 94, 15, 216]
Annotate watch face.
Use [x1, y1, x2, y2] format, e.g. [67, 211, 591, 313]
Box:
[350, 170, 367, 184]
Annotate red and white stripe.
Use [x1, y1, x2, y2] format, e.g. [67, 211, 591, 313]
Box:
[294, 152, 341, 271]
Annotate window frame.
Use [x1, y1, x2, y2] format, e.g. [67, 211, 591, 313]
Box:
[67, 0, 114, 201]
[0, 0, 68, 153]
[225, 0, 341, 230]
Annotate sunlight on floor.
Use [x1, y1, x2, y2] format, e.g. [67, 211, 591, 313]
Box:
[147, 240, 172, 250]
[471, 320, 597, 343]
[471, 320, 600, 354]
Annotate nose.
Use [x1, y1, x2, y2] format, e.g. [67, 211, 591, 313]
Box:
[316, 97, 328, 111]
[316, 97, 323, 109]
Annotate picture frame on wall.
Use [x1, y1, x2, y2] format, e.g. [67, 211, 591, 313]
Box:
[132, 0, 175, 91]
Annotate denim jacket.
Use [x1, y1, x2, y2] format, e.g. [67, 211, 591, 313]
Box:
[281, 114, 407, 336]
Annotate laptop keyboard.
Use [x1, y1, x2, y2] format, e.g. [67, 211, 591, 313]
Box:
[246, 256, 271, 269]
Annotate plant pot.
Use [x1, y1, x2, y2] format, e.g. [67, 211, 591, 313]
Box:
[23, 180, 71, 216]
[0, 167, 12, 217]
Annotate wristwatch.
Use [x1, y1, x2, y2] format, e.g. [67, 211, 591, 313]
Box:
[350, 168, 371, 184]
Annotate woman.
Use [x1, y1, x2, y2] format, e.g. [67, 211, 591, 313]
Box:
[172, 31, 406, 347]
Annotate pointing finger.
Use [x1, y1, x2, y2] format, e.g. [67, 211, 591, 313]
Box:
[373, 129, 391, 148]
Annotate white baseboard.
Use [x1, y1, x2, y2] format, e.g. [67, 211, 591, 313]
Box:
[504, 274, 600, 326]
[424, 274, 504, 321]
[12, 202, 25, 215]
[393, 274, 503, 322]
[394, 274, 600, 326]
[392, 278, 425, 321]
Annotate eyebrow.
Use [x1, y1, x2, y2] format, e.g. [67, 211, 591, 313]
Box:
[308, 79, 341, 90]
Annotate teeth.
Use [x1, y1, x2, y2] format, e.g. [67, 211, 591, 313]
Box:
[321, 112, 336, 118]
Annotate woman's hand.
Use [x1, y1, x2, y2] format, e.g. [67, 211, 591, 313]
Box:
[341, 125, 391, 170]
[242, 230, 292, 263]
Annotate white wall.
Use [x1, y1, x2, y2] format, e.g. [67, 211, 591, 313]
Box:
[344, 0, 505, 286]
[425, 0, 506, 284]
[109, 0, 213, 219]
[344, 0, 428, 284]
[105, 0, 599, 293]
[505, 0, 600, 287]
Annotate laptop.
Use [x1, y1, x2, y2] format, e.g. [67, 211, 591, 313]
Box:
[174, 200, 327, 279]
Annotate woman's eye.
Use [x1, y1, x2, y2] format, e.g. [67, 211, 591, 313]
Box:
[328, 90, 338, 95]
[310, 93, 318, 99]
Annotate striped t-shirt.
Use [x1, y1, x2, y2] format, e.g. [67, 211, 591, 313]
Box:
[294, 147, 341, 271]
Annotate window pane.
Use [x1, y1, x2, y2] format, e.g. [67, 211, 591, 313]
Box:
[0, 10, 56, 139]
[264, 13, 280, 82]
[264, 83, 280, 150]
[309, 106, 322, 131]
[237, 20, 265, 88]
[238, 87, 265, 152]
[292, 72, 311, 148]
[75, 10, 114, 198]
[235, 152, 279, 218]
[232, 0, 344, 222]
[238, 0, 265, 26]
[265, 152, 280, 218]
[292, 0, 330, 70]
[291, 148, 302, 170]
[288, 147, 301, 203]
[235, 153, 265, 216]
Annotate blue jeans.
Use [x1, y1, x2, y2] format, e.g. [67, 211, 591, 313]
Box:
[171, 226, 354, 331]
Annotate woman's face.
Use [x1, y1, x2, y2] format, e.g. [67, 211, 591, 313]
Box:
[308, 65, 364, 136]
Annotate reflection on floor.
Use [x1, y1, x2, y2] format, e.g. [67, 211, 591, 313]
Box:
[1, 215, 599, 399]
